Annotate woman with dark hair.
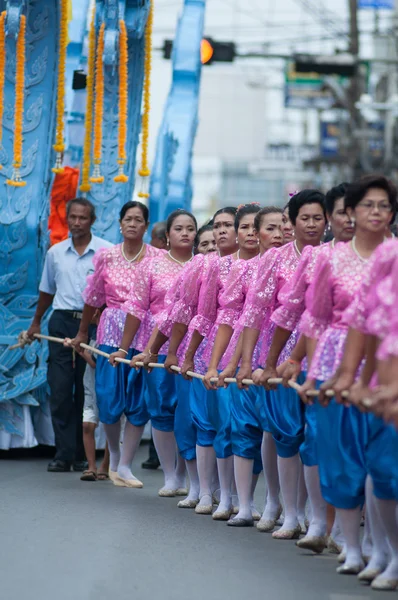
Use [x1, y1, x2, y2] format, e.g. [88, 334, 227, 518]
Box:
[178, 204, 262, 518]
[298, 175, 397, 575]
[194, 223, 216, 255]
[110, 209, 197, 496]
[72, 201, 162, 488]
[256, 183, 354, 550]
[334, 241, 398, 590]
[202, 207, 284, 525]
[282, 204, 295, 242]
[237, 190, 326, 539]
[140, 206, 239, 508]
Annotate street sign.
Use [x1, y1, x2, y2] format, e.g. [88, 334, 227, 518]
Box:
[320, 120, 384, 159]
[358, 0, 394, 8]
[285, 62, 337, 109]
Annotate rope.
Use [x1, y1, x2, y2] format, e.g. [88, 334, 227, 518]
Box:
[8, 331, 351, 400]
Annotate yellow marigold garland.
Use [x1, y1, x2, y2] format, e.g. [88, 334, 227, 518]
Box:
[114, 19, 128, 183]
[52, 0, 69, 174]
[0, 11, 6, 170]
[80, 7, 96, 193]
[137, 0, 153, 200]
[90, 22, 105, 184]
[7, 14, 27, 187]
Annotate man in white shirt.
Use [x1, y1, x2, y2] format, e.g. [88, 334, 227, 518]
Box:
[27, 198, 113, 472]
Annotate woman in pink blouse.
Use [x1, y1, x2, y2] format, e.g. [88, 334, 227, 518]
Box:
[258, 183, 354, 551]
[299, 175, 397, 576]
[203, 207, 284, 526]
[147, 207, 239, 511]
[110, 210, 197, 497]
[237, 189, 326, 539]
[72, 201, 162, 488]
[180, 204, 262, 519]
[326, 241, 398, 590]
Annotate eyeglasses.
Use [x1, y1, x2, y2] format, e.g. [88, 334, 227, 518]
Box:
[356, 201, 392, 213]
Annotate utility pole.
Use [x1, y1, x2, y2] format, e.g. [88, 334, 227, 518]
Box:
[346, 0, 364, 178]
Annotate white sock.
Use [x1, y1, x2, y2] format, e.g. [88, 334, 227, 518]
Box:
[304, 465, 327, 538]
[232, 456, 253, 520]
[103, 421, 121, 471]
[217, 456, 233, 511]
[336, 507, 363, 568]
[196, 445, 216, 506]
[152, 428, 179, 490]
[374, 499, 398, 581]
[251, 473, 261, 518]
[117, 421, 144, 481]
[184, 459, 200, 502]
[330, 515, 345, 547]
[261, 431, 281, 521]
[297, 461, 308, 529]
[362, 503, 373, 559]
[175, 452, 187, 489]
[277, 454, 300, 531]
[364, 477, 389, 571]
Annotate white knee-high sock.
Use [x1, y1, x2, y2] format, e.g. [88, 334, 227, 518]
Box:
[196, 445, 216, 506]
[374, 499, 398, 581]
[184, 458, 200, 502]
[175, 452, 187, 489]
[336, 506, 363, 568]
[261, 431, 280, 521]
[117, 422, 144, 480]
[217, 456, 234, 511]
[304, 465, 327, 538]
[297, 461, 309, 528]
[152, 428, 179, 490]
[103, 421, 122, 471]
[330, 513, 345, 548]
[233, 456, 253, 520]
[362, 502, 373, 559]
[364, 477, 389, 571]
[277, 454, 300, 531]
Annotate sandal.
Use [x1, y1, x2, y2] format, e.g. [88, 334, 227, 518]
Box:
[97, 472, 110, 481]
[80, 470, 97, 482]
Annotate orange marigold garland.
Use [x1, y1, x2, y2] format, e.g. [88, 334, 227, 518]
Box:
[0, 11, 6, 170]
[7, 14, 27, 187]
[52, 0, 69, 174]
[137, 0, 153, 199]
[90, 22, 105, 184]
[114, 19, 128, 183]
[80, 7, 96, 193]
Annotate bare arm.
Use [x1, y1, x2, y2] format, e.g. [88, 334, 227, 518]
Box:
[265, 326, 292, 369]
[27, 292, 54, 338]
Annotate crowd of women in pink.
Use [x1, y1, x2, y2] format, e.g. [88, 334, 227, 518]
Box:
[68, 175, 398, 593]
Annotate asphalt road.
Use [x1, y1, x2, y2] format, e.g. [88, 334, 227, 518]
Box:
[0, 446, 387, 600]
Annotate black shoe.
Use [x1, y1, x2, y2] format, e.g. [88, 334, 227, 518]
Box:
[73, 460, 89, 472]
[141, 456, 160, 470]
[47, 459, 72, 473]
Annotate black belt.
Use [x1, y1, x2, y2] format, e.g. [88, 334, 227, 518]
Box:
[56, 310, 83, 320]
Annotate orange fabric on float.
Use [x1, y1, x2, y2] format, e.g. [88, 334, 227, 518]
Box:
[49, 166, 80, 246]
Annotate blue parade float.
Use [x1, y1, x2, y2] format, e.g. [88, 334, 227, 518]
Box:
[0, 0, 205, 449]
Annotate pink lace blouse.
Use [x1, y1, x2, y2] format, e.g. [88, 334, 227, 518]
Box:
[272, 243, 332, 332]
[302, 241, 380, 381]
[83, 243, 161, 348]
[241, 242, 300, 332]
[123, 253, 188, 353]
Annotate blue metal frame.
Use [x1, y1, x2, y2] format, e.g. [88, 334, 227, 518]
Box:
[149, 0, 206, 223]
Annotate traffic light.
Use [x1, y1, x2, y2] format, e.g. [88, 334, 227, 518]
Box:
[163, 38, 236, 65]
